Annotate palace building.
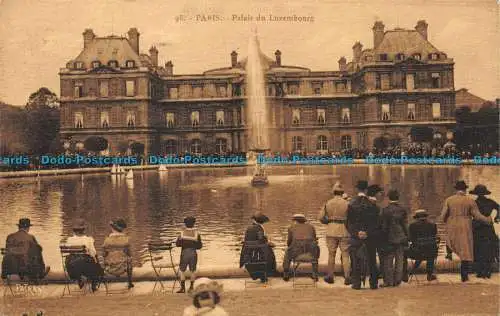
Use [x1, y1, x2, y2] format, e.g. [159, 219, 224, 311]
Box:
[59, 20, 456, 156]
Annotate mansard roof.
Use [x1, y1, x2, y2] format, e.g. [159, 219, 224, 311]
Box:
[73, 36, 142, 68]
[374, 29, 441, 56]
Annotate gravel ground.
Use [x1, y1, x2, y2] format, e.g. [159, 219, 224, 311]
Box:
[1, 283, 498, 316]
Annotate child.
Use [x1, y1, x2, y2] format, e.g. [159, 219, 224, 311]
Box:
[176, 216, 202, 293]
[182, 278, 228, 316]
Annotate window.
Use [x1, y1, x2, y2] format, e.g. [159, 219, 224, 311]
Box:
[431, 73, 440, 88]
[365, 55, 373, 62]
[268, 86, 273, 96]
[413, 53, 421, 60]
[74, 112, 84, 128]
[108, 60, 118, 68]
[357, 132, 367, 149]
[432, 102, 441, 119]
[317, 109, 326, 125]
[99, 81, 109, 97]
[126, 60, 135, 68]
[126, 111, 136, 127]
[216, 110, 224, 126]
[191, 111, 200, 127]
[215, 138, 227, 154]
[170, 87, 178, 99]
[396, 53, 405, 61]
[375, 74, 381, 89]
[217, 86, 226, 97]
[288, 85, 298, 95]
[341, 135, 352, 150]
[406, 74, 415, 91]
[312, 83, 322, 95]
[317, 135, 328, 151]
[407, 103, 416, 120]
[382, 104, 391, 121]
[341, 108, 350, 124]
[92, 60, 101, 68]
[336, 82, 346, 92]
[191, 139, 201, 154]
[292, 109, 300, 125]
[75, 62, 84, 69]
[379, 54, 388, 61]
[166, 112, 175, 128]
[193, 86, 202, 98]
[126, 80, 135, 97]
[165, 140, 177, 155]
[429, 53, 439, 60]
[100, 111, 109, 128]
[292, 136, 303, 152]
[74, 81, 83, 98]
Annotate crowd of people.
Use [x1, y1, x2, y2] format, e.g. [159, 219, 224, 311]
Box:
[1, 181, 498, 315]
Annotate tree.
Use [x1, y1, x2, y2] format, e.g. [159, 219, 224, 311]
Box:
[24, 87, 60, 155]
[84, 137, 109, 152]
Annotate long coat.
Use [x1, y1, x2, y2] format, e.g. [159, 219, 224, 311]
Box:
[441, 192, 491, 261]
[1, 230, 46, 279]
[239, 223, 276, 276]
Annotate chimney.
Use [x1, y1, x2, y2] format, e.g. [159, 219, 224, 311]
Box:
[415, 20, 428, 40]
[338, 57, 347, 71]
[165, 61, 173, 75]
[83, 29, 95, 49]
[231, 51, 238, 67]
[149, 46, 158, 67]
[372, 21, 385, 48]
[127, 28, 140, 54]
[352, 42, 363, 63]
[275, 50, 282, 66]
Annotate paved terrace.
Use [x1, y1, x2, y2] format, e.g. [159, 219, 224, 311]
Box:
[1, 274, 498, 316]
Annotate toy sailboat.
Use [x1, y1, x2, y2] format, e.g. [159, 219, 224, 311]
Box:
[125, 169, 134, 179]
[158, 164, 168, 172]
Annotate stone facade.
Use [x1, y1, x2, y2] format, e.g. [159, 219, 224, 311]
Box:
[59, 20, 456, 156]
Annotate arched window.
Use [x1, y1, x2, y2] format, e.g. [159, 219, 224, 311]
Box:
[412, 53, 421, 61]
[341, 135, 352, 150]
[92, 60, 101, 68]
[215, 138, 227, 154]
[292, 136, 303, 152]
[191, 139, 201, 154]
[317, 135, 328, 151]
[165, 139, 177, 155]
[126, 60, 135, 68]
[75, 62, 84, 69]
[108, 60, 119, 68]
[292, 109, 300, 125]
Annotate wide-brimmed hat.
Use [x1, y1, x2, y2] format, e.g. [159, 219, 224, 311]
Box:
[469, 184, 491, 196]
[72, 218, 86, 230]
[191, 277, 223, 297]
[18, 218, 33, 228]
[454, 180, 468, 191]
[388, 189, 399, 201]
[110, 219, 127, 232]
[332, 181, 344, 194]
[367, 184, 383, 197]
[413, 209, 429, 219]
[252, 211, 269, 224]
[355, 180, 368, 190]
[292, 214, 306, 220]
[184, 216, 196, 227]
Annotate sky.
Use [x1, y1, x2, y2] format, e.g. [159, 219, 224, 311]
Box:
[0, 0, 498, 105]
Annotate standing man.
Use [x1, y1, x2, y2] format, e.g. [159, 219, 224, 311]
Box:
[282, 214, 320, 281]
[346, 181, 381, 290]
[380, 189, 409, 287]
[441, 181, 493, 282]
[319, 181, 351, 284]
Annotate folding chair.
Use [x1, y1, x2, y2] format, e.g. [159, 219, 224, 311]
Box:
[292, 253, 318, 288]
[407, 236, 440, 284]
[243, 244, 270, 288]
[147, 242, 178, 294]
[101, 245, 132, 295]
[1, 248, 44, 298]
[59, 244, 91, 297]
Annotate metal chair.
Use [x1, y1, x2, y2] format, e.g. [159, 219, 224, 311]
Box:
[59, 244, 91, 297]
[147, 242, 178, 294]
[1, 248, 44, 298]
[291, 252, 318, 288]
[243, 244, 270, 288]
[101, 245, 132, 295]
[407, 236, 440, 284]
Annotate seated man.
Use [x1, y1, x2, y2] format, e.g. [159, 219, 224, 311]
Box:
[1, 218, 50, 283]
[103, 219, 134, 289]
[404, 209, 438, 281]
[239, 212, 276, 282]
[283, 214, 320, 281]
[64, 219, 104, 292]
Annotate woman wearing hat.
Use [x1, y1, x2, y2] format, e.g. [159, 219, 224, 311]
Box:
[65, 219, 104, 291]
[441, 181, 493, 282]
[103, 219, 134, 289]
[470, 184, 499, 278]
[239, 212, 276, 282]
[182, 277, 228, 316]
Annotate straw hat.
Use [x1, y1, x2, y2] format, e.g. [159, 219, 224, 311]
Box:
[191, 278, 223, 297]
[332, 181, 344, 193]
[413, 209, 429, 219]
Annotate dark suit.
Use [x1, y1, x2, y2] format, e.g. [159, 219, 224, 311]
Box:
[1, 230, 46, 281]
[403, 219, 438, 278]
[346, 195, 381, 288]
